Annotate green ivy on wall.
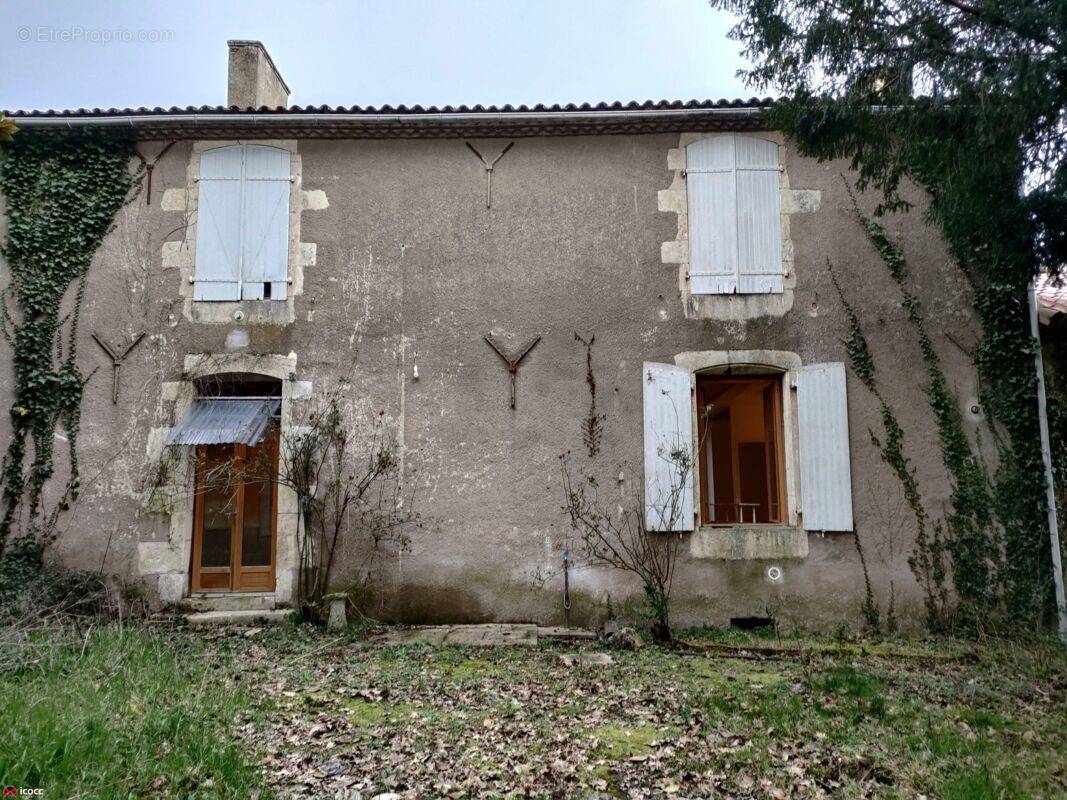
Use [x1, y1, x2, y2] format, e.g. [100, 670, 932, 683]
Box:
[847, 194, 999, 623]
[0, 130, 140, 556]
[828, 261, 948, 628]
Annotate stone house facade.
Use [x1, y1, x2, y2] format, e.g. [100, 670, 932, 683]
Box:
[0, 41, 985, 629]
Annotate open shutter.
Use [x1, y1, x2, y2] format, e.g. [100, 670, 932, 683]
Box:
[194, 146, 243, 301]
[643, 362, 695, 531]
[240, 145, 291, 300]
[797, 363, 854, 531]
[686, 137, 737, 294]
[735, 136, 783, 294]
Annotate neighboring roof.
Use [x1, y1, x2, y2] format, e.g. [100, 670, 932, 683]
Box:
[3, 98, 774, 139]
[1037, 273, 1067, 326]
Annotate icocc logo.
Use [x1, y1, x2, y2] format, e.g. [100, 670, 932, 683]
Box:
[3, 789, 44, 797]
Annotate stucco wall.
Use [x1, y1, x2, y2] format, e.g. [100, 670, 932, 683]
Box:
[0, 131, 983, 631]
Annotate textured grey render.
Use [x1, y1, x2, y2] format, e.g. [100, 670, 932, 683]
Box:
[0, 101, 984, 629]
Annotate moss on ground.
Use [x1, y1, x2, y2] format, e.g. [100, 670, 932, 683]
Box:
[4, 623, 1064, 799]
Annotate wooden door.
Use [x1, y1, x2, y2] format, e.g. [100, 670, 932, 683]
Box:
[191, 426, 278, 593]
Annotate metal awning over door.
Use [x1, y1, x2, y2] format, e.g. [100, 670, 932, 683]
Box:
[165, 398, 280, 446]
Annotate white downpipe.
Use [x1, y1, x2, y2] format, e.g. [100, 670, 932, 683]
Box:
[1029, 282, 1067, 643]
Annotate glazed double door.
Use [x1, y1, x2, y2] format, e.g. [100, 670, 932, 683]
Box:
[191, 429, 278, 592]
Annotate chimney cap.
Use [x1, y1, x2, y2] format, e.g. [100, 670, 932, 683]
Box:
[226, 40, 291, 96]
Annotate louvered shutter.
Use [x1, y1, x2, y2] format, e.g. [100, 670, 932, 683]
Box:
[685, 135, 783, 295]
[643, 362, 695, 532]
[239, 145, 291, 300]
[735, 136, 783, 294]
[686, 137, 738, 294]
[194, 146, 243, 301]
[797, 363, 854, 531]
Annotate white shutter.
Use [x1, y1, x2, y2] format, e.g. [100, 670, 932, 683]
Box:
[194, 146, 243, 301]
[240, 145, 291, 300]
[642, 362, 695, 532]
[686, 137, 737, 294]
[797, 363, 854, 531]
[735, 136, 783, 294]
[685, 135, 783, 296]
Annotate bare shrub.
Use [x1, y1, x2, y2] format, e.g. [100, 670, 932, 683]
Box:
[277, 389, 417, 620]
[559, 436, 695, 641]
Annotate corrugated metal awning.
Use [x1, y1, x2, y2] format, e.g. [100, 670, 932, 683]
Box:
[165, 398, 280, 446]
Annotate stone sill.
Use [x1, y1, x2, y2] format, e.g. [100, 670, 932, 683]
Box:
[689, 525, 808, 561]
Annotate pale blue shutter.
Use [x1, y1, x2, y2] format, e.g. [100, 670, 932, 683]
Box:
[686, 137, 738, 294]
[735, 136, 783, 294]
[686, 135, 783, 295]
[194, 146, 243, 301]
[643, 362, 695, 531]
[797, 363, 854, 531]
[239, 145, 291, 300]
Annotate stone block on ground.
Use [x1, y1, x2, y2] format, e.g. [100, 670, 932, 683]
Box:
[375, 624, 538, 647]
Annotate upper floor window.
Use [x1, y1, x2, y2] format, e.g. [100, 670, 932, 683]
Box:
[686, 135, 783, 295]
[194, 144, 291, 302]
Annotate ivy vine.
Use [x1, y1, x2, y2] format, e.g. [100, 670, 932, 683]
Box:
[828, 261, 948, 628]
[0, 130, 140, 556]
[846, 191, 1000, 623]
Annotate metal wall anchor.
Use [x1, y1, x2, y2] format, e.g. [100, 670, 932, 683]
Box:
[485, 333, 540, 409]
[135, 141, 176, 205]
[92, 331, 146, 404]
[466, 141, 514, 208]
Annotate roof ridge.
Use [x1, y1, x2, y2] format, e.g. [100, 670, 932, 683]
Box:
[3, 98, 777, 118]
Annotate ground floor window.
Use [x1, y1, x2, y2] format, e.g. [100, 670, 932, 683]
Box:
[697, 373, 785, 525]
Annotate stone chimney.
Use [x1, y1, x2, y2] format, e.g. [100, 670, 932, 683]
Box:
[226, 40, 290, 108]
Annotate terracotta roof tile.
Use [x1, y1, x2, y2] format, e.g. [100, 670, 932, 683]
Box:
[3, 98, 775, 118]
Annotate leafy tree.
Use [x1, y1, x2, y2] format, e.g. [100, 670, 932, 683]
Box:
[0, 115, 16, 142]
[709, 0, 1064, 623]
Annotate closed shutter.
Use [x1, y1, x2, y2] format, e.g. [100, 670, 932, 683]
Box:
[685, 135, 783, 295]
[194, 146, 243, 301]
[642, 362, 695, 531]
[735, 136, 783, 294]
[797, 362, 854, 531]
[686, 137, 737, 294]
[240, 145, 291, 300]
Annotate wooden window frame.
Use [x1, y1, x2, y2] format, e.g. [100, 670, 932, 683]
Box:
[696, 373, 787, 527]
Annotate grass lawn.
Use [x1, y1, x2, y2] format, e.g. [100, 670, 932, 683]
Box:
[2, 623, 1065, 799]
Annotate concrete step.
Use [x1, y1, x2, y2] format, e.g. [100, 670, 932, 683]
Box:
[184, 608, 294, 626]
[183, 593, 276, 612]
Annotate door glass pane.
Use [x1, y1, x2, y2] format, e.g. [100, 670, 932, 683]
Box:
[200, 445, 234, 568]
[241, 433, 275, 568]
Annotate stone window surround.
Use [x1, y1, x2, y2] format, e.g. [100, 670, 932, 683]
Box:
[138, 352, 312, 605]
[659, 132, 821, 321]
[673, 349, 808, 561]
[160, 139, 328, 325]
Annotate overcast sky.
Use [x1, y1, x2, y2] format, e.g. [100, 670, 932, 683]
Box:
[0, 0, 754, 111]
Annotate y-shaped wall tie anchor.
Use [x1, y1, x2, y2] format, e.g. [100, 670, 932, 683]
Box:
[466, 142, 514, 208]
[92, 331, 146, 404]
[134, 141, 176, 205]
[485, 333, 540, 409]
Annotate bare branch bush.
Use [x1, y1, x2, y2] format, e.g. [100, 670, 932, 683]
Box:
[559, 416, 698, 641]
[276, 389, 417, 620]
